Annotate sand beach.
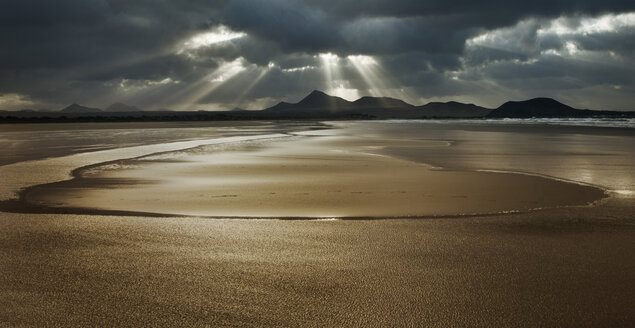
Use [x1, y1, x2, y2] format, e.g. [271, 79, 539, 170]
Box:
[1, 120, 634, 327]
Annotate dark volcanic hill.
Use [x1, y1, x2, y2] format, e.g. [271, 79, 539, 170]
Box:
[105, 102, 142, 112]
[263, 90, 425, 118]
[265, 90, 354, 113]
[5, 91, 634, 123]
[487, 98, 585, 118]
[296, 90, 353, 109]
[263, 90, 494, 118]
[418, 101, 492, 118]
[353, 96, 414, 109]
[60, 103, 102, 113]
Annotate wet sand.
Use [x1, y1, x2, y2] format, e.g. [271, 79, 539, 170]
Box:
[20, 132, 604, 218]
[1, 199, 634, 327]
[1, 121, 634, 327]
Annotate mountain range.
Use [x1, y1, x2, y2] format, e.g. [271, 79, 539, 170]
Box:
[2, 91, 633, 122]
[264, 90, 493, 118]
[61, 103, 102, 113]
[60, 102, 144, 113]
[264, 90, 633, 118]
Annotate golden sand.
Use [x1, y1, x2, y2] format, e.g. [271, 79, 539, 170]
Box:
[1, 199, 634, 327]
[24, 133, 604, 218]
[1, 122, 634, 327]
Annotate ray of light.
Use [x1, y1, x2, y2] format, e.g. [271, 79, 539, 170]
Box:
[282, 63, 319, 97]
[317, 53, 340, 108]
[232, 66, 269, 107]
[318, 53, 360, 101]
[348, 55, 418, 104]
[82, 27, 239, 83]
[348, 55, 383, 97]
[160, 58, 246, 110]
[86, 25, 248, 109]
[319, 53, 338, 91]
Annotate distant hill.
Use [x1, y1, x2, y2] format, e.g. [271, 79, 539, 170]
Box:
[4, 91, 634, 123]
[263, 90, 494, 118]
[266, 90, 354, 113]
[353, 96, 413, 109]
[487, 98, 585, 118]
[0, 108, 51, 114]
[264, 90, 421, 118]
[419, 101, 492, 118]
[60, 103, 102, 113]
[105, 102, 142, 112]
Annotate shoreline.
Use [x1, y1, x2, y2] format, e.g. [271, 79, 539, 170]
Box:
[0, 133, 293, 202]
[3, 130, 609, 219]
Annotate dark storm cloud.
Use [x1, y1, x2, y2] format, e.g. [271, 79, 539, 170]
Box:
[0, 0, 229, 107]
[480, 55, 635, 87]
[211, 36, 282, 66]
[341, 17, 473, 55]
[571, 28, 635, 55]
[77, 54, 201, 82]
[222, 0, 635, 56]
[0, 0, 227, 69]
[224, 0, 338, 53]
[0, 0, 634, 110]
[302, 0, 635, 22]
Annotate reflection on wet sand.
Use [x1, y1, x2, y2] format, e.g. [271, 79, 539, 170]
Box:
[21, 132, 604, 218]
[1, 121, 634, 327]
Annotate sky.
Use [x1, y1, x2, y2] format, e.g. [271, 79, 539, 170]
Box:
[1, 0, 634, 111]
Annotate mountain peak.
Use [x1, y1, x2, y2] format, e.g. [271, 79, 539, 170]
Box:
[503, 97, 567, 107]
[299, 90, 332, 102]
[309, 89, 327, 96]
[60, 103, 102, 113]
[296, 90, 351, 108]
[488, 97, 580, 118]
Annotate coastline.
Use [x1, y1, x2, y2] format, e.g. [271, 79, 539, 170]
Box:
[0, 133, 292, 202]
[3, 127, 608, 219]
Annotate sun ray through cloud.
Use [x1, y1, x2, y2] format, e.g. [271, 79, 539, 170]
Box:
[159, 58, 246, 110]
[348, 55, 418, 104]
[231, 66, 269, 107]
[315, 53, 358, 101]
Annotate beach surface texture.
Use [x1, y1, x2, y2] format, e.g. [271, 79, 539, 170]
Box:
[1, 120, 634, 327]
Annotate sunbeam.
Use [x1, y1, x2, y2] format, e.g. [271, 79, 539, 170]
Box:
[318, 53, 339, 91]
[232, 66, 269, 107]
[318, 53, 359, 101]
[348, 55, 417, 104]
[161, 58, 246, 110]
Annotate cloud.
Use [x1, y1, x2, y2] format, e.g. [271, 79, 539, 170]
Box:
[223, 0, 338, 52]
[1, 0, 634, 110]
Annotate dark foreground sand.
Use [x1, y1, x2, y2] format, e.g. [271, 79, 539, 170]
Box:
[1, 198, 634, 327]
